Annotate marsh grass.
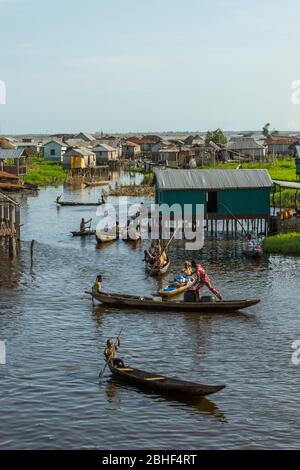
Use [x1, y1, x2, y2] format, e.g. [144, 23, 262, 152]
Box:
[263, 232, 300, 254]
[25, 157, 67, 186]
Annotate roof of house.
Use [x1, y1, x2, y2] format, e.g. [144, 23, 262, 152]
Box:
[265, 137, 298, 145]
[123, 141, 140, 147]
[64, 147, 95, 157]
[65, 138, 92, 148]
[44, 139, 65, 147]
[227, 138, 265, 150]
[93, 143, 116, 152]
[75, 132, 95, 141]
[0, 148, 26, 160]
[273, 180, 300, 190]
[0, 183, 24, 191]
[0, 171, 19, 180]
[154, 169, 273, 190]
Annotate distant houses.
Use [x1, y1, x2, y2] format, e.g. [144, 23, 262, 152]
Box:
[227, 137, 266, 161]
[0, 148, 29, 176]
[43, 140, 67, 162]
[62, 147, 96, 170]
[92, 144, 118, 164]
[265, 136, 299, 156]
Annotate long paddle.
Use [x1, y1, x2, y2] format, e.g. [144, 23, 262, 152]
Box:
[98, 328, 123, 380]
[149, 224, 181, 274]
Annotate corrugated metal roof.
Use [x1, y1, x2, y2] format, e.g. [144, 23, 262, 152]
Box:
[0, 148, 25, 160]
[154, 169, 273, 190]
[273, 180, 300, 189]
[93, 144, 116, 152]
[227, 137, 264, 150]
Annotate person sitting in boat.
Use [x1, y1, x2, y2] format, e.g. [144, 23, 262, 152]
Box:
[182, 261, 193, 277]
[104, 338, 120, 362]
[174, 261, 193, 286]
[56, 195, 61, 203]
[191, 260, 223, 302]
[92, 275, 102, 294]
[80, 218, 92, 233]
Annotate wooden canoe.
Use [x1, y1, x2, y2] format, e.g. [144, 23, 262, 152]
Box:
[108, 361, 225, 397]
[71, 230, 96, 237]
[159, 274, 197, 298]
[56, 200, 105, 207]
[146, 257, 170, 276]
[242, 241, 263, 258]
[85, 181, 111, 187]
[95, 229, 118, 243]
[87, 290, 260, 313]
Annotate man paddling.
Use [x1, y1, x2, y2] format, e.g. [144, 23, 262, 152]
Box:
[191, 260, 223, 302]
[80, 218, 92, 233]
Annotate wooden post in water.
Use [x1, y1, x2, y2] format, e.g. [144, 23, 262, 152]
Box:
[30, 239, 35, 268]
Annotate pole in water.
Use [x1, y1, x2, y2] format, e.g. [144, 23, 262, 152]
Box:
[30, 239, 35, 267]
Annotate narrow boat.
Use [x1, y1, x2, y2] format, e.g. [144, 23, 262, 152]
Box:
[146, 257, 170, 276]
[242, 240, 263, 258]
[71, 230, 96, 237]
[56, 200, 104, 207]
[87, 290, 260, 313]
[159, 274, 197, 298]
[95, 229, 118, 243]
[108, 360, 225, 397]
[85, 181, 111, 187]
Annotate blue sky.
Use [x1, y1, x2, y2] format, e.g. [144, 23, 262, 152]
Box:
[0, 0, 300, 134]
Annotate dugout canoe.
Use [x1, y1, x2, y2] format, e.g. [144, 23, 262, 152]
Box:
[146, 257, 170, 276]
[87, 290, 260, 313]
[108, 361, 225, 397]
[95, 229, 118, 243]
[85, 181, 111, 187]
[159, 274, 197, 298]
[56, 200, 105, 207]
[71, 230, 96, 237]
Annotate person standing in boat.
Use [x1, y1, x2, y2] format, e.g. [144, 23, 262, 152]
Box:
[92, 275, 102, 294]
[191, 260, 223, 302]
[80, 218, 92, 233]
[104, 338, 120, 362]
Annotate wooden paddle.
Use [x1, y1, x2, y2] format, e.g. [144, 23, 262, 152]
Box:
[99, 328, 123, 380]
[148, 224, 181, 274]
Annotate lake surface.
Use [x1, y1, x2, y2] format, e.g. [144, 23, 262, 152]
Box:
[0, 177, 299, 449]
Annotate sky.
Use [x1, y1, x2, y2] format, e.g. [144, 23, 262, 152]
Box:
[0, 0, 300, 134]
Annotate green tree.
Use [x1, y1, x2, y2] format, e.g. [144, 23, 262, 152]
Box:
[262, 123, 278, 138]
[205, 128, 227, 146]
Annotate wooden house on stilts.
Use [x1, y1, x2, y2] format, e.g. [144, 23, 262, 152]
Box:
[0, 190, 20, 256]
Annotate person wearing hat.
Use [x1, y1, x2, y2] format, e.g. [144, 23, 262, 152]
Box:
[191, 260, 223, 302]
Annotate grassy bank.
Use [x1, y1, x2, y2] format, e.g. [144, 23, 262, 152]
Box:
[263, 233, 300, 255]
[273, 189, 300, 208]
[24, 157, 67, 186]
[204, 158, 297, 182]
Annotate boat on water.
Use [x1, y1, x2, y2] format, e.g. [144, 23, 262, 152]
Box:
[146, 257, 170, 276]
[242, 240, 263, 258]
[159, 274, 197, 298]
[85, 180, 111, 187]
[56, 200, 105, 207]
[95, 228, 118, 243]
[71, 230, 96, 237]
[108, 360, 225, 397]
[87, 290, 260, 313]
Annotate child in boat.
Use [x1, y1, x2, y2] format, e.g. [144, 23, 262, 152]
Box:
[92, 275, 102, 294]
[191, 260, 223, 302]
[174, 261, 193, 286]
[182, 261, 193, 277]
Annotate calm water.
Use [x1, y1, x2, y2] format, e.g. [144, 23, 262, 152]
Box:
[0, 178, 300, 449]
